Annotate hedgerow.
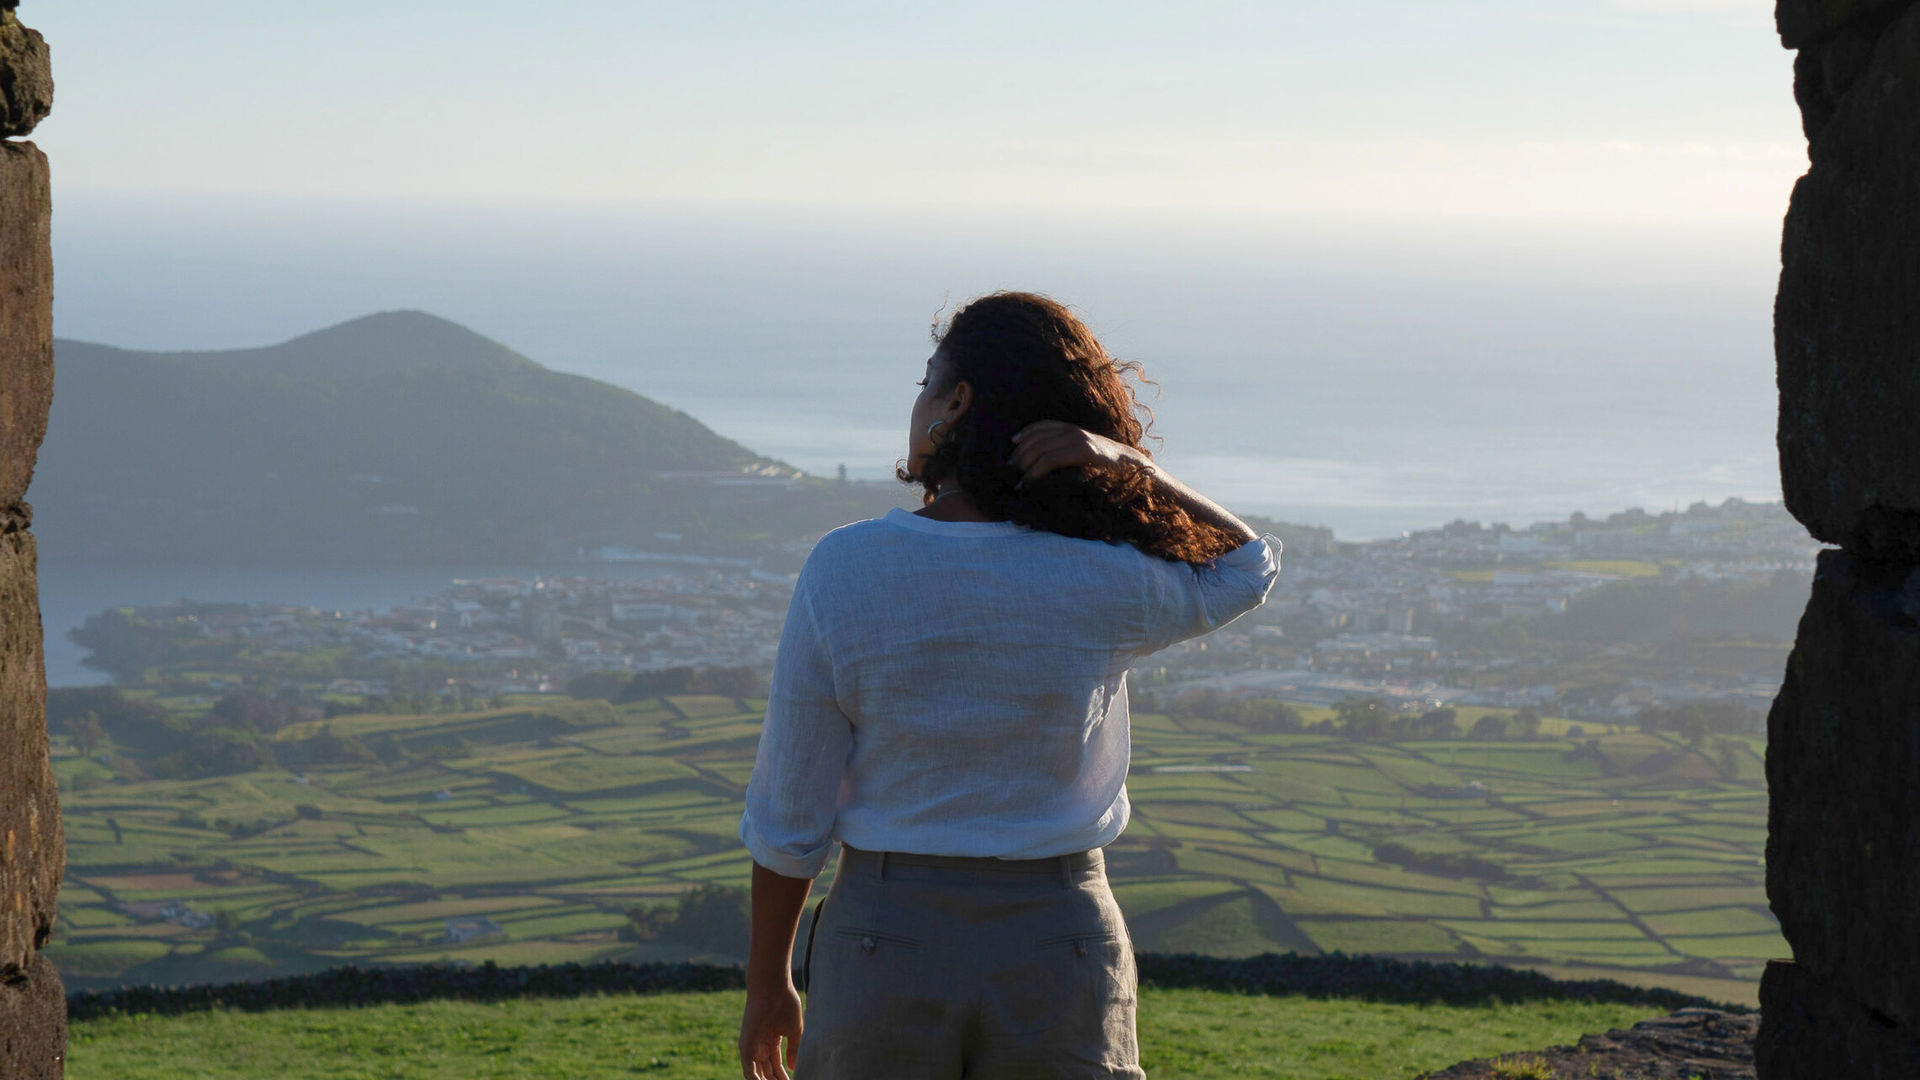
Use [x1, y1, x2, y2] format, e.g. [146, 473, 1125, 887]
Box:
[1132, 952, 1742, 1013]
[66, 951, 1744, 1022]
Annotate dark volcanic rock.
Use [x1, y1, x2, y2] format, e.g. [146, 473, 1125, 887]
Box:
[0, 130, 54, 986]
[1776, 0, 1910, 49]
[1758, 962, 1920, 1079]
[1770, 1, 1920, 1075]
[0, 523, 59, 977]
[1775, 2, 1920, 559]
[0, 952, 65, 1080]
[1418, 1008, 1756, 1079]
[1790, 15, 1884, 142]
[0, 10, 59, 1077]
[1764, 550, 1920, 1029]
[0, 8, 48, 138]
[0, 141, 48, 507]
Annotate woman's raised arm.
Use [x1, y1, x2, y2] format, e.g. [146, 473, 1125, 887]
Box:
[1008, 419, 1259, 545]
[1009, 419, 1280, 654]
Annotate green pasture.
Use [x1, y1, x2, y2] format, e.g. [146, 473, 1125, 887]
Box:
[48, 696, 1779, 1004]
[65, 988, 1667, 1080]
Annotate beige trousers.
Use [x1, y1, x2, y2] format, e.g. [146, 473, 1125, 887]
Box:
[796, 843, 1146, 1079]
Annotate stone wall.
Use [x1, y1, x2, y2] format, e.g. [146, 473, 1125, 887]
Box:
[0, 1, 57, 1076]
[1762, 1, 1920, 1075]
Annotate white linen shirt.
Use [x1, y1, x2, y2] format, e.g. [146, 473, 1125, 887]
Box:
[738, 506, 1282, 879]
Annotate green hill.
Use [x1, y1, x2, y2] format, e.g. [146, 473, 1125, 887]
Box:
[32, 311, 905, 564]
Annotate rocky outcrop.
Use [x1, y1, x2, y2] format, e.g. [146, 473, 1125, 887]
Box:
[1763, 0, 1920, 1074]
[0, 515, 60, 977]
[1777, 0, 1908, 53]
[1758, 963, 1920, 1079]
[1417, 1008, 1757, 1080]
[1775, 1, 1920, 559]
[0, 954, 64, 1077]
[1764, 552, 1920, 1030]
[0, 142, 49, 507]
[0, 3, 57, 1075]
[0, 7, 49, 140]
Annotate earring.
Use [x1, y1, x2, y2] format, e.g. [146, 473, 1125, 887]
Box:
[926, 419, 946, 445]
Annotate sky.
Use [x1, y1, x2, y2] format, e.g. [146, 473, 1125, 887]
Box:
[29, 0, 1802, 221]
[20, 1, 1809, 544]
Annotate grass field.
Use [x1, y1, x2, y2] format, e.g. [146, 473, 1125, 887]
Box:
[47, 694, 1778, 1005]
[65, 987, 1667, 1080]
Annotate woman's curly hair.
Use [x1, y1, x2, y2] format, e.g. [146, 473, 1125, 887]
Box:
[896, 291, 1243, 566]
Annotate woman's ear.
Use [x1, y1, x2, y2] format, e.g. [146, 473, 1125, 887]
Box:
[945, 379, 973, 423]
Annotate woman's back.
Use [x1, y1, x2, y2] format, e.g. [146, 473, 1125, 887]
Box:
[738, 507, 1280, 879]
[736, 291, 1285, 1080]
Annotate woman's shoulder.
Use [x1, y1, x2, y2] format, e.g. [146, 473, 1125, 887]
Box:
[810, 515, 892, 555]
[798, 510, 1197, 575]
[793, 516, 896, 579]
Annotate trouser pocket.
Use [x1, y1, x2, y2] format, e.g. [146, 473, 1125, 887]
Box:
[831, 926, 924, 955]
[980, 925, 1135, 1037]
[803, 921, 941, 1058]
[1033, 928, 1119, 957]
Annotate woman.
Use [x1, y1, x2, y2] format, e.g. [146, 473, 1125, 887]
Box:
[737, 291, 1280, 1079]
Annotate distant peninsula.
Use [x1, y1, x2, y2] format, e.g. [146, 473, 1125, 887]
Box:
[32, 311, 911, 565]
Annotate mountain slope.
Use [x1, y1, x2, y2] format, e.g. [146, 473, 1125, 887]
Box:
[128, 311, 549, 381]
[32, 311, 900, 564]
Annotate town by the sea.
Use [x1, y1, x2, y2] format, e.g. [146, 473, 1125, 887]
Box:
[46, 499, 1817, 740]
[44, 203, 1797, 698]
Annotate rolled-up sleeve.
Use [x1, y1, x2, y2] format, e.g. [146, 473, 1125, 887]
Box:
[1138, 532, 1282, 656]
[738, 579, 853, 879]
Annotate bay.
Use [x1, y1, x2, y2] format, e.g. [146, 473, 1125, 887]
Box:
[49, 197, 1783, 539]
[36, 199, 1789, 687]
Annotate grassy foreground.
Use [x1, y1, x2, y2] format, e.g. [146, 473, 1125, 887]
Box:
[68, 986, 1661, 1080]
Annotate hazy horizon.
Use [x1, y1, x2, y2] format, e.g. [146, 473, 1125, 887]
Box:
[33, 2, 1798, 219]
[28, 1, 1803, 541]
[44, 194, 1785, 541]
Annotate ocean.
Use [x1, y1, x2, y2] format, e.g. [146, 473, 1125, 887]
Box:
[38, 197, 1788, 684]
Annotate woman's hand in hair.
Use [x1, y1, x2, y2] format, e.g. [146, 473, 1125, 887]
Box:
[1013, 419, 1258, 547]
[1009, 420, 1151, 488]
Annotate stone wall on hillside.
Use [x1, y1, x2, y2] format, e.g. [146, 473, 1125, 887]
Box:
[1762, 1, 1920, 1076]
[0, 1, 57, 1076]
